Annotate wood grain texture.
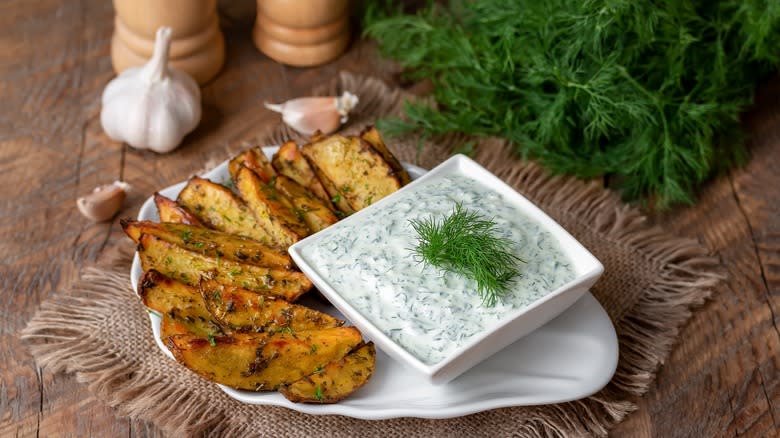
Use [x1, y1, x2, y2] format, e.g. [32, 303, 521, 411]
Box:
[1, 0, 778, 437]
[0, 0, 131, 437]
[612, 79, 780, 437]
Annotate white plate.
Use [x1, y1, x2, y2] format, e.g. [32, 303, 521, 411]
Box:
[130, 146, 619, 420]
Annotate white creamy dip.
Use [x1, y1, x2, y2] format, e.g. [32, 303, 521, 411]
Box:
[301, 173, 576, 365]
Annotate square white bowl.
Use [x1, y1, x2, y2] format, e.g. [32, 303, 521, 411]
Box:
[289, 154, 604, 385]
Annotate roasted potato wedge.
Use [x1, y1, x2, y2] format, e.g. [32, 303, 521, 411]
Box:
[200, 279, 342, 333]
[360, 126, 411, 186]
[302, 155, 355, 215]
[165, 327, 363, 391]
[122, 220, 292, 269]
[138, 269, 209, 315]
[159, 312, 218, 338]
[229, 147, 276, 183]
[160, 312, 188, 338]
[154, 193, 205, 225]
[137, 234, 312, 301]
[272, 141, 332, 203]
[280, 342, 376, 403]
[301, 134, 402, 212]
[138, 270, 223, 338]
[235, 165, 310, 246]
[177, 176, 275, 245]
[273, 175, 338, 233]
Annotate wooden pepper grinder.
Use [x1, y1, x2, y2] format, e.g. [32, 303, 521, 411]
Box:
[111, 0, 225, 85]
[253, 0, 350, 67]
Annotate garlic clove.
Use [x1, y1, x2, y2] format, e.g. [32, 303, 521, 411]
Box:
[286, 105, 342, 136]
[265, 91, 358, 136]
[76, 181, 131, 222]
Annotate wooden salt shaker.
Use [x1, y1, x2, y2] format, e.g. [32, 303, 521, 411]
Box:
[111, 0, 225, 85]
[253, 0, 350, 67]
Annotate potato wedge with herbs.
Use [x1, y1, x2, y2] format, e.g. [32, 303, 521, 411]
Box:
[199, 279, 343, 333]
[360, 126, 411, 186]
[272, 141, 332, 203]
[138, 270, 223, 338]
[165, 327, 363, 391]
[280, 342, 376, 403]
[154, 193, 205, 225]
[301, 134, 402, 212]
[177, 176, 275, 245]
[159, 311, 220, 338]
[160, 312, 189, 338]
[137, 234, 312, 301]
[273, 175, 338, 233]
[235, 165, 310, 246]
[122, 220, 292, 269]
[301, 154, 355, 215]
[138, 269, 209, 316]
[229, 147, 276, 183]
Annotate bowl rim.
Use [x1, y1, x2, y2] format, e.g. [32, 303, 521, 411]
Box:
[289, 154, 604, 381]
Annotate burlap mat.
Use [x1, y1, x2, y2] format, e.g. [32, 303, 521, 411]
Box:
[22, 72, 723, 437]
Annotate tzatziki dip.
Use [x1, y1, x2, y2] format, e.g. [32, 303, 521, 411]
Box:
[300, 173, 576, 365]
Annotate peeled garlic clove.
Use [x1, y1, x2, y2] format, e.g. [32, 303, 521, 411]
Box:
[265, 91, 358, 136]
[76, 181, 131, 222]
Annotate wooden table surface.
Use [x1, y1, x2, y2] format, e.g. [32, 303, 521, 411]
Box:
[1, 1, 778, 437]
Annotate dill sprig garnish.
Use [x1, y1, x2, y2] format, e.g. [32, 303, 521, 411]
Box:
[363, 0, 780, 207]
[409, 203, 522, 307]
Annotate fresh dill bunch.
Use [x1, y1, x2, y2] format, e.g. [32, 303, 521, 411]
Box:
[409, 202, 523, 307]
[363, 0, 780, 208]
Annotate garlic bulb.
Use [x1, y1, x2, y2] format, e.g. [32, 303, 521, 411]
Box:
[264, 91, 358, 136]
[100, 27, 201, 153]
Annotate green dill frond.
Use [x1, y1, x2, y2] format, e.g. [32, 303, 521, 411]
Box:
[364, 0, 780, 208]
[409, 202, 523, 306]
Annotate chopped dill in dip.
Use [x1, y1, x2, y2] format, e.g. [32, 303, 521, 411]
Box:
[301, 173, 576, 365]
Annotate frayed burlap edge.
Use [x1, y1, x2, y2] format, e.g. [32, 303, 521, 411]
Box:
[22, 72, 723, 438]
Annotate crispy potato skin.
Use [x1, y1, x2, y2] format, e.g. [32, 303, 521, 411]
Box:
[139, 270, 207, 314]
[154, 193, 205, 225]
[138, 270, 223, 338]
[301, 134, 402, 212]
[159, 312, 219, 338]
[273, 175, 338, 233]
[165, 327, 362, 391]
[137, 233, 312, 301]
[272, 141, 332, 203]
[160, 313, 190, 338]
[235, 165, 310, 246]
[177, 176, 274, 244]
[122, 220, 292, 269]
[280, 342, 376, 403]
[360, 126, 411, 186]
[229, 147, 276, 183]
[200, 279, 343, 333]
